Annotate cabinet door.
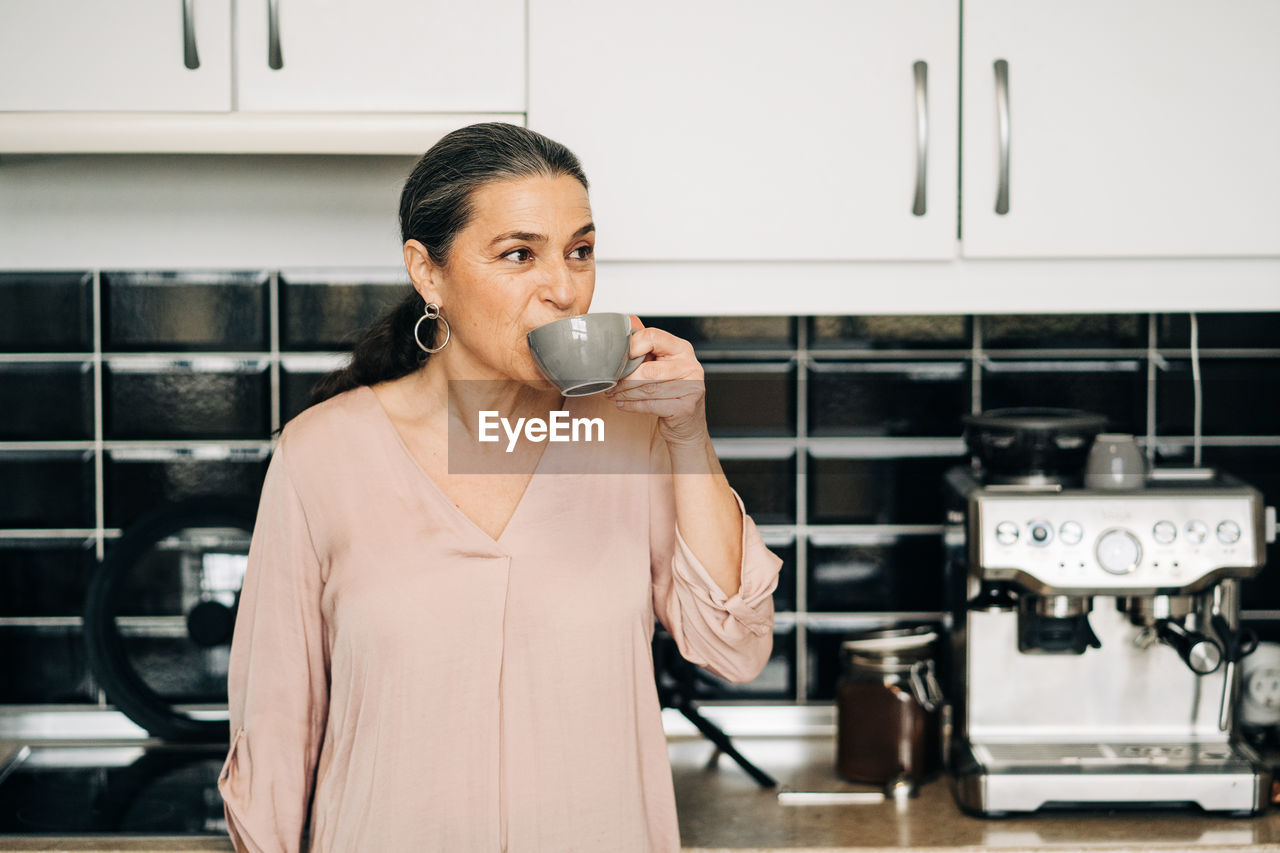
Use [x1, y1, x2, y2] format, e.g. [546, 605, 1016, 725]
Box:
[528, 1, 958, 261]
[234, 0, 524, 112]
[0, 0, 232, 111]
[962, 0, 1280, 258]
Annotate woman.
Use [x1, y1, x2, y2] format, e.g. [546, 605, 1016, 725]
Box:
[216, 122, 782, 852]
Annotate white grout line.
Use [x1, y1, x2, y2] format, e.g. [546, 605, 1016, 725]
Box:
[794, 317, 809, 702]
[91, 270, 106, 708]
[91, 271, 104, 566]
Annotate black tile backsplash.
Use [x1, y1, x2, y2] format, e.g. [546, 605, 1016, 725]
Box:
[104, 454, 268, 529]
[104, 361, 270, 440]
[809, 315, 968, 350]
[280, 368, 326, 425]
[3, 276, 1279, 708]
[0, 362, 94, 441]
[643, 316, 794, 351]
[0, 626, 96, 703]
[280, 278, 408, 350]
[807, 536, 944, 612]
[1157, 313, 1280, 349]
[704, 366, 795, 436]
[809, 361, 968, 436]
[1242, 542, 1280, 612]
[807, 455, 961, 525]
[0, 272, 93, 352]
[103, 272, 268, 351]
[0, 452, 95, 528]
[982, 314, 1146, 349]
[0, 543, 94, 617]
[1156, 358, 1280, 436]
[721, 456, 796, 524]
[982, 359, 1146, 434]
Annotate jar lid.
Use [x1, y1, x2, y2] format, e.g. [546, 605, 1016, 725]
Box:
[840, 626, 938, 655]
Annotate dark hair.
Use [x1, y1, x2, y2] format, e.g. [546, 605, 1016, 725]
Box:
[304, 123, 589, 410]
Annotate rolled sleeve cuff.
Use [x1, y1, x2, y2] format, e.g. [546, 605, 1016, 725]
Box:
[670, 487, 782, 637]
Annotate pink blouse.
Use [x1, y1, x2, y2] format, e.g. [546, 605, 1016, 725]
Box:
[216, 384, 782, 851]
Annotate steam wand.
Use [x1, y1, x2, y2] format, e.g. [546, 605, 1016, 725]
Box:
[1210, 605, 1259, 732]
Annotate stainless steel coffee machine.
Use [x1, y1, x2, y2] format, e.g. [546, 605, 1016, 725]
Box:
[945, 410, 1277, 815]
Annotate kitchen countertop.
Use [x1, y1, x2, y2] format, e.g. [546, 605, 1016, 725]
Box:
[1, 736, 1278, 851]
[670, 736, 1280, 851]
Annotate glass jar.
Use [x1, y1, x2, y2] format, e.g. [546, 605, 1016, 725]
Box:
[835, 626, 943, 785]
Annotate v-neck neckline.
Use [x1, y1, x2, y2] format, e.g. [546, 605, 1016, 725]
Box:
[360, 383, 568, 549]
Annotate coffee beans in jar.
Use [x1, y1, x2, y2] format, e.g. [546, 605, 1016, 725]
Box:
[836, 626, 943, 785]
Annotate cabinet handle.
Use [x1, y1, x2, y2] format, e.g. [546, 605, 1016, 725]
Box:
[912, 60, 928, 217]
[182, 0, 200, 69]
[268, 0, 284, 69]
[994, 58, 1010, 215]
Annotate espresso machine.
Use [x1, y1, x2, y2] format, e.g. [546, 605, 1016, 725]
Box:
[945, 410, 1277, 815]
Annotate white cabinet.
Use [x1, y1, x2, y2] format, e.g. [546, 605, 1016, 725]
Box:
[234, 0, 524, 112]
[962, 0, 1280, 258]
[0, 0, 524, 116]
[528, 0, 958, 262]
[0, 0, 232, 111]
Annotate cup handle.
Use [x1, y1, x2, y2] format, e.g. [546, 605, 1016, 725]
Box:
[620, 328, 645, 378]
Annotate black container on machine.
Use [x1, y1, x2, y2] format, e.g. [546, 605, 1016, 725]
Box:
[836, 627, 943, 785]
[961, 407, 1107, 486]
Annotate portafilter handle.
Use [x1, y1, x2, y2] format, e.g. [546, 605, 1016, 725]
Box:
[1154, 619, 1222, 675]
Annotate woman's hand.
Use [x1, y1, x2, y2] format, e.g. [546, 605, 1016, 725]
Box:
[603, 317, 708, 447]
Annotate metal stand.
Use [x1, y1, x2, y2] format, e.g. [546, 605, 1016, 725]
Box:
[655, 643, 776, 788]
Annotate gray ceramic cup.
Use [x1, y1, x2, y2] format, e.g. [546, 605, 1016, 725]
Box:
[1084, 433, 1148, 489]
[527, 313, 645, 396]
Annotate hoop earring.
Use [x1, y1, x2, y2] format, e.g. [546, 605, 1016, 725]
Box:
[413, 302, 450, 354]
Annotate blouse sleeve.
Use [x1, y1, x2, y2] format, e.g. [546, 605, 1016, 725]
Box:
[648, 422, 783, 683]
[217, 438, 329, 853]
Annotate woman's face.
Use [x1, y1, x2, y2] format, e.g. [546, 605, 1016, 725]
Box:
[406, 173, 595, 386]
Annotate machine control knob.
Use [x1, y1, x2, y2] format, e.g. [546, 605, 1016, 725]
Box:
[1096, 529, 1142, 575]
[1217, 520, 1242, 545]
[1153, 521, 1177, 545]
[1186, 520, 1209, 545]
[994, 521, 1019, 546]
[1059, 521, 1084, 546]
[1028, 520, 1053, 547]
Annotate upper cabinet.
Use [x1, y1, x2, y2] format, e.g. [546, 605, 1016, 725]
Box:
[528, 1, 959, 262]
[233, 0, 524, 112]
[962, 0, 1280, 258]
[0, 0, 525, 153]
[0, 0, 233, 111]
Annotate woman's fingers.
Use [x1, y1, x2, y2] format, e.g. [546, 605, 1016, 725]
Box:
[607, 363, 700, 398]
[608, 395, 693, 418]
[626, 326, 695, 361]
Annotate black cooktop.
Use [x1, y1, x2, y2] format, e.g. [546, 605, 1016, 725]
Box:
[0, 742, 228, 835]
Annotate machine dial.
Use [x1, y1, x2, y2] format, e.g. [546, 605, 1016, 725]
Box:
[1027, 520, 1053, 547]
[1059, 521, 1084, 546]
[1153, 521, 1177, 545]
[994, 521, 1019, 546]
[1186, 520, 1209, 545]
[1096, 529, 1142, 575]
[1217, 520, 1242, 545]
